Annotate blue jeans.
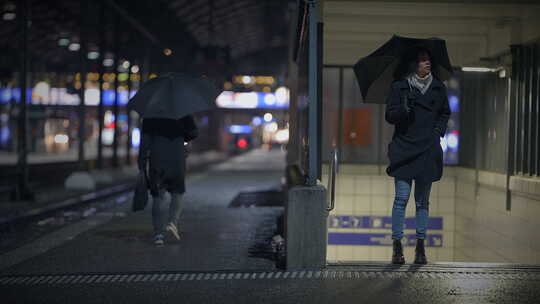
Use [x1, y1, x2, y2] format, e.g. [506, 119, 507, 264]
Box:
[391, 178, 432, 240]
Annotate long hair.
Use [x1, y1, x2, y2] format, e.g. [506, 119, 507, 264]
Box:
[393, 46, 435, 80]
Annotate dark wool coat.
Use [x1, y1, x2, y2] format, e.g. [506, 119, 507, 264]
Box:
[385, 78, 451, 183]
[138, 116, 198, 194]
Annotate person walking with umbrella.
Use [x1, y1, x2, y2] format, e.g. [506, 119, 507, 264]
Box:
[354, 36, 452, 264]
[129, 72, 220, 246]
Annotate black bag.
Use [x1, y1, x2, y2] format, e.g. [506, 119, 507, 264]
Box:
[132, 171, 149, 212]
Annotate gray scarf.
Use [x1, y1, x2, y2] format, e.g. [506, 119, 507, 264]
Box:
[407, 72, 433, 95]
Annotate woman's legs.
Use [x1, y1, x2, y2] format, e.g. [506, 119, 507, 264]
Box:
[391, 178, 412, 240]
[413, 180, 432, 240]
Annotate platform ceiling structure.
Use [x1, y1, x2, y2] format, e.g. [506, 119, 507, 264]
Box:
[323, 0, 540, 67]
[0, 0, 294, 80]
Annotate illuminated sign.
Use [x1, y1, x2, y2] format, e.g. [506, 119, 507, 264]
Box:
[215, 91, 289, 109]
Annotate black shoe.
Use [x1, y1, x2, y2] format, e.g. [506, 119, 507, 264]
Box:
[392, 239, 405, 264]
[414, 239, 428, 264]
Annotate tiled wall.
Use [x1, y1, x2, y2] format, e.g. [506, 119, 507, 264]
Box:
[454, 168, 540, 264]
[322, 164, 456, 263]
[322, 164, 540, 264]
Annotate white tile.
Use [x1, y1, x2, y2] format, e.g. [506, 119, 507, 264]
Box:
[440, 232, 454, 249]
[438, 198, 455, 214]
[337, 245, 355, 260]
[352, 246, 370, 261]
[437, 249, 454, 262]
[371, 195, 391, 213]
[370, 247, 391, 261]
[336, 195, 355, 213]
[337, 175, 355, 195]
[326, 245, 338, 261]
[371, 178, 388, 195]
[438, 178, 456, 198]
[441, 214, 455, 232]
[354, 195, 371, 214]
[354, 176, 371, 196]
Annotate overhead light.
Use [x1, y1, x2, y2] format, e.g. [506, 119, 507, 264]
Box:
[87, 51, 99, 60]
[461, 67, 494, 72]
[122, 60, 130, 69]
[163, 48, 172, 56]
[130, 65, 140, 73]
[68, 43, 80, 51]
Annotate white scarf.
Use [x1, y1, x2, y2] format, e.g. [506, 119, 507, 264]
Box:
[407, 72, 433, 95]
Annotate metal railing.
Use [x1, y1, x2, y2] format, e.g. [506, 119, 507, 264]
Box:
[327, 148, 338, 211]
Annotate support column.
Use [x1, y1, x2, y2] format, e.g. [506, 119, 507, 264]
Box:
[78, 0, 88, 170]
[97, 2, 106, 169]
[15, 0, 33, 201]
[286, 185, 328, 270]
[125, 61, 133, 165]
[112, 15, 119, 168]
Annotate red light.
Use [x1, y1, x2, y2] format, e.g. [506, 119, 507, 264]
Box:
[237, 138, 248, 148]
[106, 122, 115, 129]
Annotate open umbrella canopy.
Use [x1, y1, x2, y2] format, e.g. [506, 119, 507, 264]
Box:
[353, 35, 453, 104]
[128, 72, 221, 119]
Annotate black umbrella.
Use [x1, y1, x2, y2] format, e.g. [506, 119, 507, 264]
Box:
[353, 35, 453, 104]
[128, 72, 221, 119]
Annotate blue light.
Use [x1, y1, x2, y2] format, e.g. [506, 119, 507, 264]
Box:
[252, 116, 262, 126]
[447, 133, 459, 150]
[229, 125, 252, 134]
[448, 95, 459, 112]
[132, 128, 140, 148]
[0, 88, 11, 104]
[0, 125, 10, 143]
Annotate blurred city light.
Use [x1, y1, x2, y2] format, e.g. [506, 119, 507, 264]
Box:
[87, 51, 99, 60]
[58, 38, 70, 47]
[275, 86, 290, 104]
[229, 125, 252, 134]
[163, 48, 173, 56]
[265, 122, 278, 132]
[130, 65, 140, 73]
[242, 76, 253, 85]
[68, 43, 80, 51]
[122, 61, 130, 69]
[103, 58, 114, 67]
[33, 82, 50, 103]
[132, 128, 140, 148]
[448, 95, 459, 112]
[2, 13, 15, 20]
[237, 138, 248, 149]
[263, 113, 273, 122]
[54, 134, 69, 144]
[252, 116, 262, 126]
[447, 132, 459, 150]
[274, 129, 289, 143]
[264, 93, 276, 106]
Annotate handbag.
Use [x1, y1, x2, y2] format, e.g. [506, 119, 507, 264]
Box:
[132, 162, 150, 212]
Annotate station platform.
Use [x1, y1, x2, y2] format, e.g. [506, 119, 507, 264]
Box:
[1, 149, 539, 303]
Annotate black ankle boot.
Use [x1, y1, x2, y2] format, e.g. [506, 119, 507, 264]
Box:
[392, 239, 405, 264]
[414, 239, 427, 264]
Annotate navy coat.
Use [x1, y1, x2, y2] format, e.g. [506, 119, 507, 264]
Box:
[385, 78, 451, 183]
[138, 116, 198, 194]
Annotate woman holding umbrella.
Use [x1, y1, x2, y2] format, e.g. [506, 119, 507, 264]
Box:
[385, 46, 450, 264]
[354, 36, 452, 264]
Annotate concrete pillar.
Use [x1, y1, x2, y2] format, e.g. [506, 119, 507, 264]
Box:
[285, 185, 328, 270]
